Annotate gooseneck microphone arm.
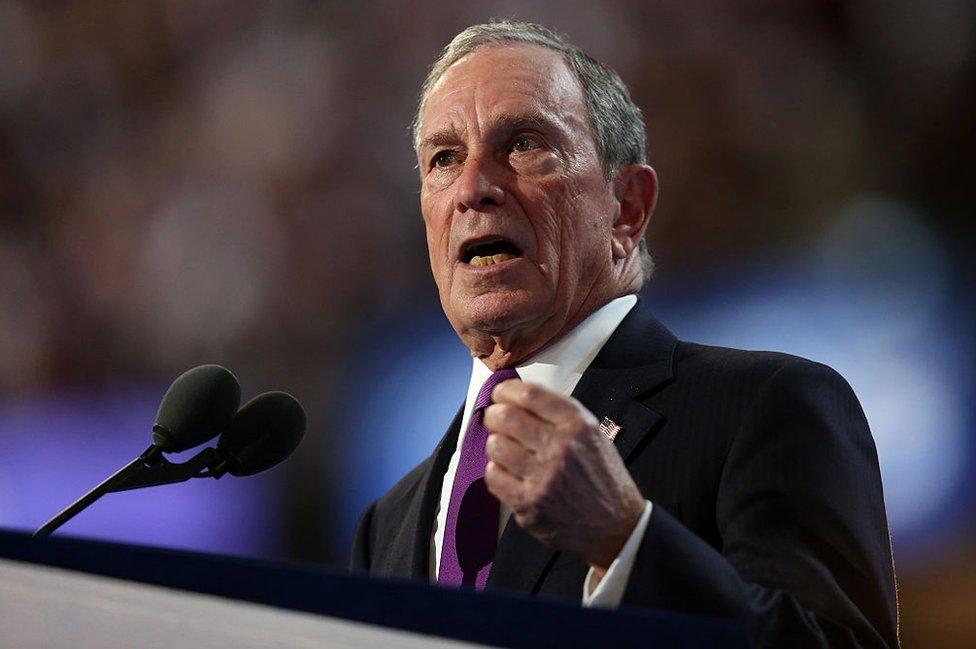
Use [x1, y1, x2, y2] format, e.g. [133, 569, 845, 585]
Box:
[34, 364, 243, 538]
[34, 444, 223, 537]
[34, 445, 161, 538]
[33, 365, 305, 538]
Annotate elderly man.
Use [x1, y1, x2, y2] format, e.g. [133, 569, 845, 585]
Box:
[352, 21, 897, 647]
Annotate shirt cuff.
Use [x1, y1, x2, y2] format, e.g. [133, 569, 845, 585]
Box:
[582, 500, 653, 609]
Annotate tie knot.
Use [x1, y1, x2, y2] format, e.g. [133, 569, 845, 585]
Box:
[475, 368, 519, 411]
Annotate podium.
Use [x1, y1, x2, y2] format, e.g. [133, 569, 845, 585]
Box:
[0, 529, 745, 647]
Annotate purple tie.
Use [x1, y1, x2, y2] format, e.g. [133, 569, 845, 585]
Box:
[439, 367, 519, 589]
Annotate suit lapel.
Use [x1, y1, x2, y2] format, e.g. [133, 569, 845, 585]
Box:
[572, 301, 676, 463]
[398, 406, 463, 581]
[487, 298, 677, 594]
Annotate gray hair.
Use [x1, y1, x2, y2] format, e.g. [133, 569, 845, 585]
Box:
[412, 20, 654, 281]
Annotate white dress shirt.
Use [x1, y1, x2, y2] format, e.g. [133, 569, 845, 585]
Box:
[430, 294, 653, 608]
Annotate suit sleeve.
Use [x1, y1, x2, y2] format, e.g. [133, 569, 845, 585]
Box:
[350, 500, 377, 572]
[621, 360, 899, 648]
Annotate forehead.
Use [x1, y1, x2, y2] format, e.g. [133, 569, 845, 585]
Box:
[420, 43, 588, 141]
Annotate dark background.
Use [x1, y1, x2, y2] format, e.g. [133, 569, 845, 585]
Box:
[0, 1, 973, 646]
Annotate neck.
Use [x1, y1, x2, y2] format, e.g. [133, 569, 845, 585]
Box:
[466, 286, 639, 372]
[459, 258, 644, 370]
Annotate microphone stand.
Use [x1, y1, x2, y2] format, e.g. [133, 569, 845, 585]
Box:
[34, 445, 221, 538]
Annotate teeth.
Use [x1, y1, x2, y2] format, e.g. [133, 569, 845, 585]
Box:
[469, 253, 517, 266]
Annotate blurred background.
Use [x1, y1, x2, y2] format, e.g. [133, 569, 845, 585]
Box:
[0, 0, 973, 645]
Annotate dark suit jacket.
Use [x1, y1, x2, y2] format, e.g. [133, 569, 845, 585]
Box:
[351, 300, 899, 647]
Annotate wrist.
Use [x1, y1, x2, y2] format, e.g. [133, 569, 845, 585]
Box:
[587, 496, 644, 569]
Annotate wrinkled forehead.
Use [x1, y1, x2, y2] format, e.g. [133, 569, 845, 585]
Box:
[419, 42, 587, 141]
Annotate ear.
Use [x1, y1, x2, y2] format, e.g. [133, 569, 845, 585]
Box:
[610, 165, 658, 260]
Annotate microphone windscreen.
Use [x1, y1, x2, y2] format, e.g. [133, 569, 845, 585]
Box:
[153, 365, 242, 452]
[217, 391, 305, 477]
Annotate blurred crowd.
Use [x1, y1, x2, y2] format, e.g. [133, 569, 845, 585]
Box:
[1, 1, 974, 645]
[1, 0, 972, 392]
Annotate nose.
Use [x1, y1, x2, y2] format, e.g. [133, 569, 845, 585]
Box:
[455, 156, 506, 213]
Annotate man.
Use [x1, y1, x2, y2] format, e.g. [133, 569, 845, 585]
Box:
[351, 21, 898, 647]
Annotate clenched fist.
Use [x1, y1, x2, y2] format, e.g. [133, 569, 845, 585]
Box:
[483, 378, 645, 571]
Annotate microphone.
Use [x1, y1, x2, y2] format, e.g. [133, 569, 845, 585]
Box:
[34, 365, 242, 537]
[152, 364, 243, 453]
[210, 391, 306, 478]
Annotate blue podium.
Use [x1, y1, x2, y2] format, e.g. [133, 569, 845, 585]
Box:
[0, 529, 745, 647]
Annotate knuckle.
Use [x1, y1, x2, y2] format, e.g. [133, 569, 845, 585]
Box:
[566, 436, 587, 457]
[550, 435, 571, 460]
[485, 462, 503, 491]
[485, 434, 499, 458]
[538, 467, 559, 494]
[486, 459, 500, 479]
[521, 382, 542, 401]
[567, 417, 590, 439]
[501, 403, 521, 425]
[484, 471, 500, 494]
[483, 403, 502, 426]
[491, 403, 516, 429]
[494, 379, 518, 402]
[582, 410, 600, 428]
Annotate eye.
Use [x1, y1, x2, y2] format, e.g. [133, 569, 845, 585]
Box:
[432, 150, 459, 168]
[511, 134, 541, 153]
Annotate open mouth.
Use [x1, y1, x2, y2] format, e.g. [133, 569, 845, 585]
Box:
[461, 237, 523, 267]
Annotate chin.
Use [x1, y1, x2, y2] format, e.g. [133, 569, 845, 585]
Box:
[453, 289, 544, 335]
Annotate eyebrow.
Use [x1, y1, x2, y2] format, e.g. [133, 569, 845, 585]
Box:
[418, 111, 561, 152]
[487, 112, 557, 136]
[419, 127, 463, 152]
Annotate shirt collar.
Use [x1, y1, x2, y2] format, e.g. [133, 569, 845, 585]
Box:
[466, 294, 638, 406]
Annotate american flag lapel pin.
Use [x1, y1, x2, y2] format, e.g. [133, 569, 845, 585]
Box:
[598, 416, 621, 442]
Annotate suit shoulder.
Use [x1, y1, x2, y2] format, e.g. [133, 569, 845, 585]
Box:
[674, 341, 849, 390]
[667, 342, 863, 429]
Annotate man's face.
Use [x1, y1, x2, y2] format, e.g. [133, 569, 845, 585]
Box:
[418, 43, 620, 355]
